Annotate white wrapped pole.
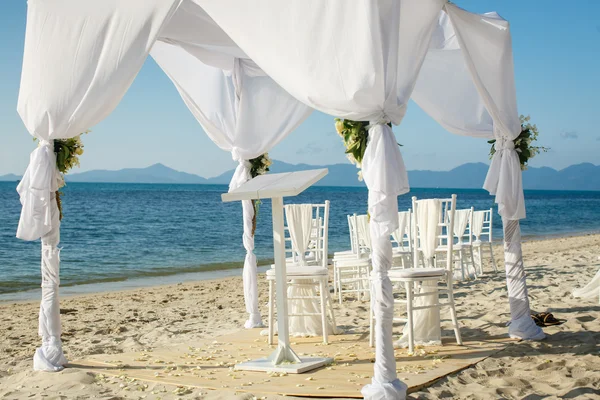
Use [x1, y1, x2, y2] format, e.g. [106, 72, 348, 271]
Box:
[229, 158, 264, 328]
[502, 218, 545, 340]
[241, 198, 262, 328]
[33, 193, 67, 371]
[361, 123, 409, 400]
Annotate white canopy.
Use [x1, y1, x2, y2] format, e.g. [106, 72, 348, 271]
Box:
[15, 1, 543, 398]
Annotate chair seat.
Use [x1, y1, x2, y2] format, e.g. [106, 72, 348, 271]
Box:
[266, 266, 328, 277]
[388, 267, 446, 279]
[333, 249, 354, 257]
[333, 257, 371, 267]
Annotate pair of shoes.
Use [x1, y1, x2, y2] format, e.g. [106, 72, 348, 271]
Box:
[531, 312, 564, 327]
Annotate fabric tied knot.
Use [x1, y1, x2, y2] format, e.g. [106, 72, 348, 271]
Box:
[483, 131, 526, 220]
[496, 137, 515, 151]
[228, 149, 252, 192]
[16, 138, 60, 241]
[367, 116, 391, 130]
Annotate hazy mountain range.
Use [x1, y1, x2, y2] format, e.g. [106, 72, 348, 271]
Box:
[1, 161, 599, 191]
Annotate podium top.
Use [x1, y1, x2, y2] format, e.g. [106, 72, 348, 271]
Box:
[221, 168, 328, 202]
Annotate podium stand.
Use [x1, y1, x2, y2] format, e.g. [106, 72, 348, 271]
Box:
[222, 169, 332, 373]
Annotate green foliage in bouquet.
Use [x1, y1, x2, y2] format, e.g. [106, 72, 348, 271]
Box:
[35, 131, 88, 220]
[248, 153, 272, 236]
[334, 118, 398, 181]
[488, 115, 548, 171]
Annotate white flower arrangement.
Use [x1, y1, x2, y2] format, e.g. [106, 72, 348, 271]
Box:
[488, 115, 548, 171]
[35, 130, 89, 219]
[249, 153, 272, 235]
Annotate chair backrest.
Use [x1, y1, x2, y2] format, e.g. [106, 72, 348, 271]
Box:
[391, 210, 412, 251]
[284, 202, 329, 268]
[412, 195, 457, 271]
[472, 208, 493, 244]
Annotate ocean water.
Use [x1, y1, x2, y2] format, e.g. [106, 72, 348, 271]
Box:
[1, 181, 599, 299]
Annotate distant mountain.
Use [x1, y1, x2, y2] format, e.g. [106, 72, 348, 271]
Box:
[66, 163, 208, 184]
[2, 162, 599, 191]
[0, 173, 20, 182]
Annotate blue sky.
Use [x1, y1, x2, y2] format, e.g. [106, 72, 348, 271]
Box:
[0, 1, 598, 178]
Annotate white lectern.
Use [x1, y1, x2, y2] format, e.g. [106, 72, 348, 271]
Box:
[222, 168, 332, 373]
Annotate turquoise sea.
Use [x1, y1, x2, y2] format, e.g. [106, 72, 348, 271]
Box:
[1, 181, 599, 301]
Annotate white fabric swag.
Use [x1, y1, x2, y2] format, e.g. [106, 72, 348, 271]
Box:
[284, 204, 339, 337]
[150, 40, 312, 328]
[285, 205, 314, 262]
[453, 209, 471, 243]
[572, 268, 600, 301]
[391, 211, 410, 249]
[15, 0, 544, 395]
[397, 199, 441, 348]
[417, 199, 442, 264]
[472, 210, 486, 240]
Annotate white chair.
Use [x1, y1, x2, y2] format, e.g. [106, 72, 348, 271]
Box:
[332, 214, 371, 303]
[472, 208, 498, 274]
[369, 195, 463, 354]
[391, 210, 413, 269]
[266, 202, 337, 344]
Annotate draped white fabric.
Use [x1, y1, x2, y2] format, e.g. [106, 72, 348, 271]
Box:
[150, 40, 312, 328]
[16, 0, 182, 369]
[412, 5, 525, 221]
[417, 200, 442, 264]
[453, 209, 470, 243]
[285, 205, 313, 262]
[572, 268, 600, 302]
[16, 0, 181, 242]
[285, 205, 339, 337]
[396, 278, 441, 348]
[397, 199, 442, 347]
[34, 194, 68, 371]
[502, 219, 545, 340]
[392, 211, 410, 249]
[472, 211, 486, 240]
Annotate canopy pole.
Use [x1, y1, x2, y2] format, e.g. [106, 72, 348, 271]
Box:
[33, 194, 67, 371]
[502, 218, 544, 340]
[241, 198, 263, 328]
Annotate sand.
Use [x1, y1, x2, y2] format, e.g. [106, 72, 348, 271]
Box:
[1, 233, 599, 400]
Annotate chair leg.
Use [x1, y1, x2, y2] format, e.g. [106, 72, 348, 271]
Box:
[405, 281, 414, 354]
[338, 268, 343, 305]
[446, 275, 462, 346]
[488, 242, 498, 273]
[470, 247, 480, 276]
[467, 248, 477, 279]
[369, 298, 375, 348]
[268, 279, 274, 345]
[459, 250, 466, 281]
[326, 286, 337, 332]
[319, 279, 329, 344]
[333, 265, 338, 295]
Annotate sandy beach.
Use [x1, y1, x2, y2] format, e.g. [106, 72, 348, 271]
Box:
[1, 233, 599, 400]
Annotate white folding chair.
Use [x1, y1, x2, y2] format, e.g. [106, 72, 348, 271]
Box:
[266, 202, 337, 344]
[369, 195, 463, 353]
[332, 214, 371, 304]
[472, 208, 498, 274]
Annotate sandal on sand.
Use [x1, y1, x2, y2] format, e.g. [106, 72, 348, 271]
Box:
[531, 312, 564, 327]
